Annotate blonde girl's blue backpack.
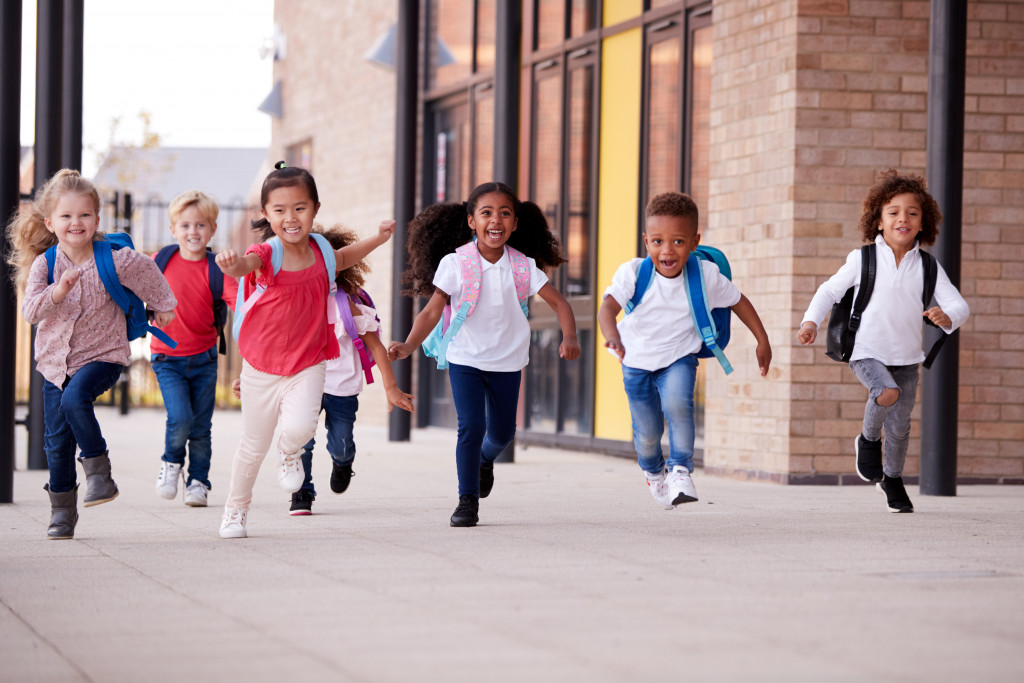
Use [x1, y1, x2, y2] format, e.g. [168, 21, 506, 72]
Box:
[231, 233, 338, 340]
[624, 245, 733, 375]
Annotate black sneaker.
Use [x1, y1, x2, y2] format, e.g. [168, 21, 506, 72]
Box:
[479, 461, 494, 498]
[855, 434, 883, 483]
[330, 462, 354, 494]
[877, 475, 914, 513]
[289, 490, 314, 516]
[450, 495, 479, 527]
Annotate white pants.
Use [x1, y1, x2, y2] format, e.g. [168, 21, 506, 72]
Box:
[225, 360, 326, 509]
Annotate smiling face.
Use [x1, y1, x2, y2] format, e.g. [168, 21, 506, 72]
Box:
[170, 205, 216, 261]
[642, 214, 700, 278]
[878, 192, 922, 255]
[262, 183, 320, 245]
[45, 192, 100, 258]
[468, 191, 517, 262]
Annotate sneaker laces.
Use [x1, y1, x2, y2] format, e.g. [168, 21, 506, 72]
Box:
[281, 452, 301, 475]
[222, 507, 246, 526]
[158, 462, 180, 485]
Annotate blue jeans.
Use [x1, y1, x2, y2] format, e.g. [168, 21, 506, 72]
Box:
[299, 393, 359, 496]
[622, 355, 698, 475]
[448, 363, 521, 497]
[849, 359, 920, 478]
[151, 346, 219, 488]
[42, 361, 124, 493]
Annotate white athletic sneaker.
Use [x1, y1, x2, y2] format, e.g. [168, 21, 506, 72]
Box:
[278, 451, 303, 492]
[219, 507, 248, 539]
[155, 462, 183, 500]
[666, 465, 698, 504]
[183, 480, 209, 507]
[645, 469, 674, 509]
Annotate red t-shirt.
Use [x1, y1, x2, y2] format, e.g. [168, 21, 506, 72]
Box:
[237, 241, 340, 376]
[150, 252, 239, 357]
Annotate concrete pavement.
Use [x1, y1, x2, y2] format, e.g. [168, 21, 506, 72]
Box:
[2, 405, 1023, 682]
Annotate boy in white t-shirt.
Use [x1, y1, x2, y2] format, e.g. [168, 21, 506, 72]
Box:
[598, 192, 772, 508]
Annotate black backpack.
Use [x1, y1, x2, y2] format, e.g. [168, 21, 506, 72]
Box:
[825, 244, 945, 369]
[153, 245, 228, 354]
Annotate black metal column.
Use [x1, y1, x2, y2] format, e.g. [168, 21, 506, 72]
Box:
[0, 0, 24, 503]
[389, 0, 418, 442]
[921, 0, 967, 497]
[61, 0, 84, 171]
[28, 0, 65, 470]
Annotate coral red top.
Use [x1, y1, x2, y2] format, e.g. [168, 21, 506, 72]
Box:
[236, 241, 339, 376]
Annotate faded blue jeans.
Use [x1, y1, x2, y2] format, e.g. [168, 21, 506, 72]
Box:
[622, 355, 699, 475]
[151, 346, 219, 488]
[43, 361, 124, 493]
[849, 359, 920, 478]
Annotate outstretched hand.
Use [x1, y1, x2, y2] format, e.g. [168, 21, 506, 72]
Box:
[216, 249, 241, 276]
[378, 220, 396, 243]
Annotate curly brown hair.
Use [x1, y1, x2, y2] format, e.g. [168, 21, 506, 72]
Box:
[645, 191, 699, 222]
[317, 224, 369, 297]
[858, 169, 942, 245]
[401, 181, 566, 298]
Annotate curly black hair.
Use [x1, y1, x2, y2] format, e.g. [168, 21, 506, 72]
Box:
[858, 169, 942, 245]
[401, 181, 565, 297]
[318, 224, 370, 297]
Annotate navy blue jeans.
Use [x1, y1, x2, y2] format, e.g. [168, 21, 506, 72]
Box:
[42, 361, 124, 493]
[448, 363, 521, 497]
[622, 354, 698, 475]
[151, 346, 219, 488]
[299, 393, 359, 496]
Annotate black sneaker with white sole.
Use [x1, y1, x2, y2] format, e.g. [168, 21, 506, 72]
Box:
[855, 434, 883, 483]
[330, 462, 354, 494]
[877, 475, 914, 513]
[289, 490, 314, 516]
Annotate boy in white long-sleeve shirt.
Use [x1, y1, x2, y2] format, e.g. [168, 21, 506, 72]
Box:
[798, 169, 969, 513]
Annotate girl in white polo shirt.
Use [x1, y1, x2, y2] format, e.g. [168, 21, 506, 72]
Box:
[388, 181, 580, 527]
[798, 169, 969, 513]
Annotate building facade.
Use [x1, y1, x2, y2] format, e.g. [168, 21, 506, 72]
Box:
[268, 0, 1024, 483]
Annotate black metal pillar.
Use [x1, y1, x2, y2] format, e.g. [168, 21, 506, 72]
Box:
[921, 0, 967, 497]
[28, 0, 65, 470]
[389, 0, 418, 442]
[0, 0, 24, 503]
[61, 0, 84, 171]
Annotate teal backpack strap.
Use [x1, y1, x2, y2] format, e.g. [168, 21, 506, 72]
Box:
[684, 253, 732, 375]
[232, 238, 283, 341]
[624, 257, 654, 314]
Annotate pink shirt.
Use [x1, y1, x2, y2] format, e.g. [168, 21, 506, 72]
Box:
[22, 244, 177, 387]
[150, 252, 239, 356]
[237, 241, 340, 376]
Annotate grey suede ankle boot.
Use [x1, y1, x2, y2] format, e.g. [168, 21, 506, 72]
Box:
[79, 452, 119, 507]
[44, 484, 79, 539]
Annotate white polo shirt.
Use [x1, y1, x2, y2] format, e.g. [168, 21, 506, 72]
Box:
[604, 257, 741, 372]
[801, 235, 970, 366]
[433, 249, 548, 372]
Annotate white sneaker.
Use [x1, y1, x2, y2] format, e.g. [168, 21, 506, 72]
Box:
[219, 507, 248, 539]
[278, 451, 303, 492]
[666, 465, 698, 504]
[183, 480, 209, 507]
[645, 469, 674, 509]
[155, 462, 183, 500]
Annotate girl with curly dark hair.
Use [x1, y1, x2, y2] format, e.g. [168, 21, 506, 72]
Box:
[797, 169, 969, 514]
[388, 181, 579, 528]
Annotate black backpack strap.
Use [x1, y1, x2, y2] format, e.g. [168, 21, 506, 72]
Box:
[207, 251, 227, 355]
[153, 244, 179, 271]
[919, 249, 946, 369]
[850, 244, 875, 332]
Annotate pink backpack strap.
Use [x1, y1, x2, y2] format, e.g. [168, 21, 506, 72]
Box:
[454, 242, 483, 318]
[505, 245, 531, 306]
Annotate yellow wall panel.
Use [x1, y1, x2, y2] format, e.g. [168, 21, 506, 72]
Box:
[603, 0, 643, 27]
[594, 28, 642, 442]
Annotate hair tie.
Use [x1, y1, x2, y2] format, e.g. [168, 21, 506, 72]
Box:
[275, 160, 287, 170]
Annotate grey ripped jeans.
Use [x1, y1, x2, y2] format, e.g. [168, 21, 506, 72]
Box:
[849, 359, 920, 478]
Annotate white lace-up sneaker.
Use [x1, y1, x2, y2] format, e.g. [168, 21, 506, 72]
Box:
[183, 480, 209, 507]
[219, 507, 248, 539]
[645, 469, 674, 509]
[155, 462, 183, 500]
[278, 452, 303, 492]
[666, 465, 698, 505]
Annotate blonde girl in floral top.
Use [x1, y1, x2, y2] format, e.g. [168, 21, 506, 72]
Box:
[6, 169, 177, 539]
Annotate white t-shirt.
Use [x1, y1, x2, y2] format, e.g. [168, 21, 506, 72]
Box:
[324, 298, 380, 397]
[433, 248, 549, 372]
[604, 257, 741, 372]
[801, 234, 969, 366]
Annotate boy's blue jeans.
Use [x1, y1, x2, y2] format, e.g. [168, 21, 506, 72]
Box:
[151, 346, 219, 488]
[299, 393, 359, 497]
[448, 363, 521, 497]
[42, 361, 124, 493]
[622, 354, 698, 475]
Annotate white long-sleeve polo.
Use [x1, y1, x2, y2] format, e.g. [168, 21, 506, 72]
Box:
[802, 234, 969, 366]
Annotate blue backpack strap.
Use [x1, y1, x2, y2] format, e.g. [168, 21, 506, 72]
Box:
[233, 238, 283, 341]
[45, 245, 58, 284]
[684, 253, 733, 375]
[206, 251, 227, 354]
[309, 233, 339, 327]
[624, 257, 654, 314]
[153, 244, 178, 271]
[94, 237, 177, 348]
